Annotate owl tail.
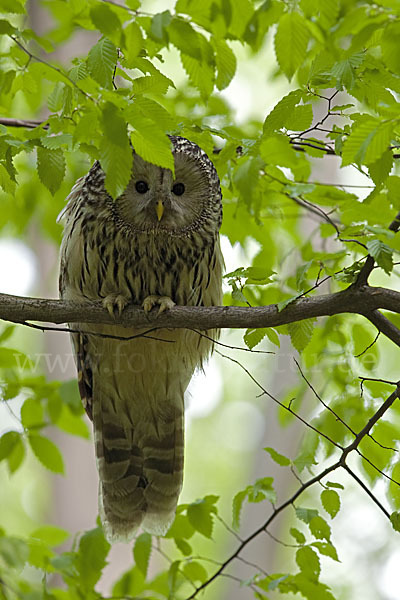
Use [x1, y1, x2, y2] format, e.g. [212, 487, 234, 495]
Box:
[93, 396, 184, 543]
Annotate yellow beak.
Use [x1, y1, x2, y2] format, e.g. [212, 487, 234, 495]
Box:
[156, 200, 164, 221]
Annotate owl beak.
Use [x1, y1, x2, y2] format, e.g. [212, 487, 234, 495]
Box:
[156, 199, 164, 221]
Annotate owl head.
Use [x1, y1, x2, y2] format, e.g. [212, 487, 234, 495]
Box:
[113, 136, 222, 236]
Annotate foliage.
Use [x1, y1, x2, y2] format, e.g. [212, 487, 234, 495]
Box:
[1, 0, 400, 599]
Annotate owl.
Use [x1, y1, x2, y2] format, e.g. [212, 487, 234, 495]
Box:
[58, 136, 223, 542]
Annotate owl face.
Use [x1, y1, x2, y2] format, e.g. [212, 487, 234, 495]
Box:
[115, 148, 213, 234]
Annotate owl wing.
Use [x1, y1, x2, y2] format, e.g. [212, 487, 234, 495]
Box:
[70, 332, 94, 421]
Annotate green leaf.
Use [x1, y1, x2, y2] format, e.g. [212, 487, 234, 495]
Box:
[263, 89, 303, 135]
[390, 511, 400, 533]
[309, 516, 331, 541]
[311, 542, 339, 561]
[244, 328, 267, 350]
[290, 527, 306, 544]
[187, 496, 218, 539]
[87, 37, 118, 89]
[213, 38, 237, 90]
[389, 462, 400, 509]
[0, 537, 29, 569]
[130, 124, 174, 172]
[264, 446, 291, 466]
[0, 431, 25, 473]
[366, 239, 393, 275]
[133, 533, 152, 577]
[31, 525, 69, 547]
[232, 489, 247, 530]
[151, 10, 172, 42]
[274, 12, 310, 80]
[321, 489, 340, 519]
[168, 18, 201, 59]
[183, 560, 208, 583]
[100, 102, 132, 199]
[28, 434, 64, 474]
[326, 481, 344, 490]
[89, 4, 121, 39]
[296, 546, 320, 581]
[295, 507, 319, 524]
[21, 397, 44, 429]
[288, 319, 315, 352]
[122, 21, 143, 64]
[180, 33, 215, 99]
[75, 528, 111, 590]
[37, 146, 66, 194]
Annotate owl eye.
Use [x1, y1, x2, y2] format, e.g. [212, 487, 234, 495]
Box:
[172, 182, 185, 196]
[135, 180, 149, 194]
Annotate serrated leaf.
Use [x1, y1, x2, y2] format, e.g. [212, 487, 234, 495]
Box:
[174, 538, 192, 555]
[213, 38, 236, 90]
[48, 82, 66, 112]
[90, 4, 121, 39]
[31, 525, 69, 547]
[366, 239, 393, 275]
[290, 527, 306, 544]
[321, 489, 340, 519]
[296, 507, 319, 524]
[37, 146, 66, 194]
[168, 18, 201, 60]
[28, 434, 64, 473]
[187, 496, 218, 539]
[296, 546, 320, 581]
[87, 37, 117, 89]
[311, 542, 339, 561]
[341, 117, 379, 167]
[133, 533, 152, 577]
[274, 12, 310, 80]
[288, 319, 315, 352]
[122, 21, 143, 64]
[263, 90, 303, 135]
[244, 328, 267, 350]
[232, 489, 247, 530]
[75, 528, 110, 590]
[180, 34, 215, 99]
[264, 446, 291, 466]
[41, 134, 73, 150]
[309, 516, 331, 541]
[151, 10, 172, 42]
[100, 102, 132, 199]
[266, 328, 280, 347]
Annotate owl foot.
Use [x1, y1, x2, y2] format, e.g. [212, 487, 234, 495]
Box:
[142, 295, 176, 315]
[103, 294, 129, 317]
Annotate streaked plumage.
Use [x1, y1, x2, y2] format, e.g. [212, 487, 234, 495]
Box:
[58, 136, 223, 542]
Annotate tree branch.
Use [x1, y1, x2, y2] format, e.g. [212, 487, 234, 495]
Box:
[2, 287, 400, 345]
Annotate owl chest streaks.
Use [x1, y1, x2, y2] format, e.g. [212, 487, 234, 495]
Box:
[78, 211, 214, 308]
[59, 136, 223, 542]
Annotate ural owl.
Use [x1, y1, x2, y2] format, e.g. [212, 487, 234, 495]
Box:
[58, 136, 223, 542]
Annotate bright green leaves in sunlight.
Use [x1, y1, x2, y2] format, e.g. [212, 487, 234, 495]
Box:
[100, 102, 132, 198]
[87, 37, 118, 89]
[274, 12, 311, 81]
[232, 477, 276, 530]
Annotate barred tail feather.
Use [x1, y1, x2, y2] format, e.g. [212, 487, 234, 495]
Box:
[93, 395, 184, 543]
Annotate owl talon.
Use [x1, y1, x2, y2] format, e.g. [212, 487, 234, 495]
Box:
[103, 294, 129, 317]
[142, 295, 175, 315]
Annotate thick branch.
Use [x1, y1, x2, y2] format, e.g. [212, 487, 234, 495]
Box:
[2, 287, 400, 344]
